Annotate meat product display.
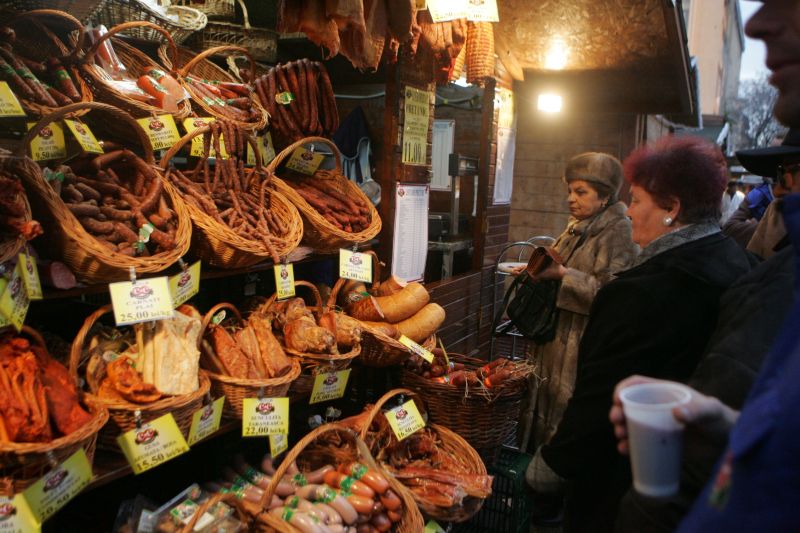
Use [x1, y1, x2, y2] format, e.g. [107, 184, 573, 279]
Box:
[339, 0, 387, 71]
[284, 314, 338, 354]
[253, 61, 340, 143]
[0, 331, 91, 443]
[0, 171, 41, 244]
[165, 120, 288, 264]
[282, 169, 373, 233]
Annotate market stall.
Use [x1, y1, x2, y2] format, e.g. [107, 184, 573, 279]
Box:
[0, 1, 538, 531]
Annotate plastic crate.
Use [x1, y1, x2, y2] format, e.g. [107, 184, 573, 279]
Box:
[452, 446, 533, 533]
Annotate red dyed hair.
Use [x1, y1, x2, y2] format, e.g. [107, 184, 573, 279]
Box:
[623, 136, 728, 222]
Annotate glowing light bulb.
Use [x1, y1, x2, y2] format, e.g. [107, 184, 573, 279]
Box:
[537, 93, 563, 113]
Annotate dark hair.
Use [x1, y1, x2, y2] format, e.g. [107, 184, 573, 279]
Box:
[623, 136, 727, 223]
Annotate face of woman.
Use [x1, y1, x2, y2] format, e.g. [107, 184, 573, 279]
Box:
[566, 180, 605, 220]
[627, 184, 675, 247]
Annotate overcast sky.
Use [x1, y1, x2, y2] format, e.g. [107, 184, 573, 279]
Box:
[739, 0, 768, 81]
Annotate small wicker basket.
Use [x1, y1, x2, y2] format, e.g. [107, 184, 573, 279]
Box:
[255, 423, 424, 533]
[16, 101, 192, 284]
[269, 137, 382, 252]
[6, 0, 107, 24]
[81, 21, 192, 120]
[359, 388, 490, 523]
[91, 0, 207, 44]
[69, 304, 211, 449]
[0, 326, 109, 493]
[198, 302, 301, 419]
[159, 123, 303, 269]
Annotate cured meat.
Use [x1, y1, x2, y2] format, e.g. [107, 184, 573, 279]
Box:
[325, 0, 365, 31]
[35, 346, 92, 435]
[284, 316, 338, 354]
[235, 327, 265, 378]
[387, 0, 416, 43]
[339, 0, 386, 70]
[248, 316, 293, 378]
[296, 0, 341, 58]
[208, 326, 253, 379]
[103, 356, 162, 404]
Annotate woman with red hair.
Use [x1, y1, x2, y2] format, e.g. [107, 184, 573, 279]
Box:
[525, 136, 753, 532]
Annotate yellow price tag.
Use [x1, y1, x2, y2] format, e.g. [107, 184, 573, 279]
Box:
[182, 118, 228, 158]
[22, 449, 92, 524]
[0, 264, 30, 332]
[0, 81, 25, 117]
[285, 146, 324, 176]
[117, 413, 190, 475]
[246, 132, 276, 166]
[384, 399, 425, 442]
[187, 396, 225, 446]
[424, 520, 445, 533]
[26, 121, 66, 161]
[169, 261, 201, 308]
[339, 249, 372, 283]
[273, 263, 295, 300]
[0, 494, 40, 532]
[63, 119, 103, 154]
[242, 397, 289, 437]
[18, 254, 42, 300]
[399, 335, 435, 363]
[309, 369, 351, 404]
[108, 276, 174, 326]
[137, 115, 181, 151]
[269, 433, 289, 457]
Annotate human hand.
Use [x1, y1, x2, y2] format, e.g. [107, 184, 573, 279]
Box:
[511, 265, 526, 276]
[609, 376, 738, 455]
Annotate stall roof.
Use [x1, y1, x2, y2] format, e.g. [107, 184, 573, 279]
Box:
[498, 0, 696, 116]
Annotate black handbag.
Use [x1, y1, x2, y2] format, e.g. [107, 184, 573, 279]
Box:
[493, 227, 590, 344]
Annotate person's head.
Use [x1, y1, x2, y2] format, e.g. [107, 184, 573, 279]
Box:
[745, 0, 800, 126]
[736, 128, 800, 196]
[623, 136, 727, 247]
[563, 152, 623, 220]
[726, 179, 739, 195]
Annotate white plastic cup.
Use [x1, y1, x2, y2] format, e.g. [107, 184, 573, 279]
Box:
[619, 382, 692, 498]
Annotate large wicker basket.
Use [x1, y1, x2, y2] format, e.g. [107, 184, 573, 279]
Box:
[159, 123, 303, 268]
[401, 353, 530, 465]
[91, 0, 207, 44]
[198, 302, 301, 419]
[178, 0, 236, 20]
[69, 304, 211, 449]
[0, 326, 109, 493]
[7, 1, 107, 23]
[16, 101, 192, 283]
[81, 21, 192, 120]
[256, 423, 424, 533]
[176, 45, 269, 131]
[160, 45, 238, 83]
[5, 9, 94, 117]
[187, 21, 277, 64]
[179, 491, 252, 533]
[359, 388, 490, 523]
[269, 137, 382, 252]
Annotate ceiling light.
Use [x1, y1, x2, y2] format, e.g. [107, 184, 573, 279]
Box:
[537, 93, 563, 113]
[545, 39, 568, 70]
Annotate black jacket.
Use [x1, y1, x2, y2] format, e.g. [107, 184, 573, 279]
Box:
[541, 232, 753, 532]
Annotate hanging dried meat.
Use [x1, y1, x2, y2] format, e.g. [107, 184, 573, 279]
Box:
[339, 0, 387, 71]
[279, 0, 341, 58]
[386, 0, 417, 43]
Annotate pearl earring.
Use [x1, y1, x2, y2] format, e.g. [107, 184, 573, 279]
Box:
[663, 216, 673, 226]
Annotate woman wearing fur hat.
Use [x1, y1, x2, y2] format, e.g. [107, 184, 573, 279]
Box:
[517, 152, 639, 451]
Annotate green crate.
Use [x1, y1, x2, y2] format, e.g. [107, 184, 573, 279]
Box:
[452, 446, 533, 533]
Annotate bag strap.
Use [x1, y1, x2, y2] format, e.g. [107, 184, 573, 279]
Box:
[492, 272, 526, 335]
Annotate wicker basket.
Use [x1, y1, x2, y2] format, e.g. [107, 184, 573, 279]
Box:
[0, 153, 35, 264]
[16, 102, 192, 283]
[269, 137, 382, 252]
[176, 45, 269, 131]
[360, 388, 490, 523]
[178, 0, 236, 20]
[466, 21, 495, 86]
[91, 0, 207, 44]
[401, 353, 529, 465]
[81, 21, 192, 120]
[0, 326, 109, 493]
[69, 304, 211, 449]
[159, 124, 303, 268]
[179, 491, 252, 533]
[256, 423, 424, 533]
[187, 21, 277, 64]
[6, 1, 107, 23]
[4, 9, 94, 117]
[198, 302, 301, 419]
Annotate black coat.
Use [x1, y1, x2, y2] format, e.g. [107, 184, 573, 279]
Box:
[540, 232, 753, 532]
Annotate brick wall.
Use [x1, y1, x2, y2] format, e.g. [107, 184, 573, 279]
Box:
[510, 112, 641, 243]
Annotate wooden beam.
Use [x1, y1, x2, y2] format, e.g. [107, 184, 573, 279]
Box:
[494, 32, 525, 82]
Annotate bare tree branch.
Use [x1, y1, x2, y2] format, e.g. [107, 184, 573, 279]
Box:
[729, 74, 787, 150]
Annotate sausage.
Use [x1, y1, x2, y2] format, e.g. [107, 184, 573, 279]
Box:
[386, 509, 402, 523]
[316, 486, 358, 525]
[78, 216, 114, 234]
[370, 514, 391, 532]
[289, 61, 309, 132]
[67, 202, 100, 217]
[314, 502, 343, 525]
[91, 149, 127, 170]
[343, 493, 374, 515]
[303, 59, 320, 135]
[379, 489, 401, 512]
[316, 62, 338, 134]
[338, 463, 389, 495]
[270, 507, 322, 533]
[306, 465, 335, 485]
[47, 58, 80, 102]
[323, 471, 375, 499]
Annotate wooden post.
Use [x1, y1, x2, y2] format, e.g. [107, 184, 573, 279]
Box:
[473, 78, 496, 270]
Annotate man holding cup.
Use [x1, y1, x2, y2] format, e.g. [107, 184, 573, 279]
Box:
[611, 2, 800, 529]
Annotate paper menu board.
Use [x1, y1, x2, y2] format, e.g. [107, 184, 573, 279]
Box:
[391, 184, 429, 282]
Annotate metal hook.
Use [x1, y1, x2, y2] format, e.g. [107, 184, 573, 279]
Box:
[129, 266, 137, 285]
[135, 409, 143, 430]
[178, 257, 188, 272]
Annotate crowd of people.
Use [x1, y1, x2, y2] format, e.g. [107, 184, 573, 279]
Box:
[517, 1, 800, 530]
